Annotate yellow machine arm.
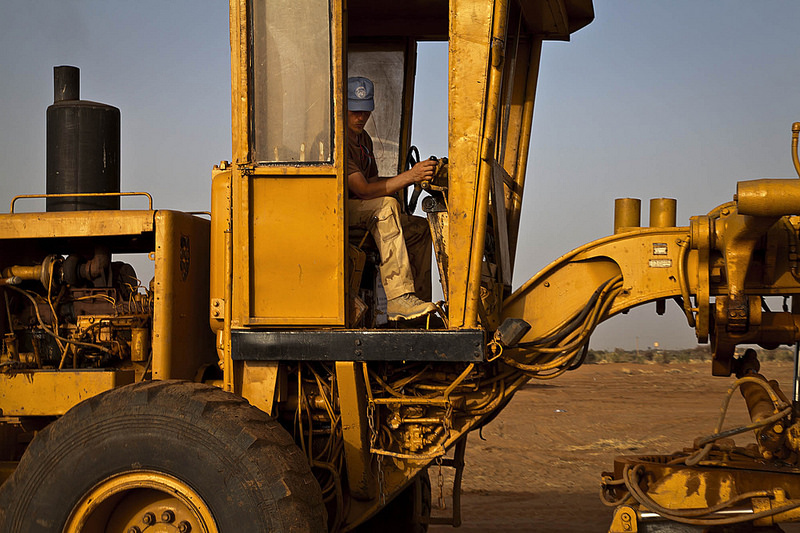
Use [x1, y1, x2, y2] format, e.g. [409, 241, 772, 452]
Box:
[501, 178, 800, 378]
[498, 175, 800, 530]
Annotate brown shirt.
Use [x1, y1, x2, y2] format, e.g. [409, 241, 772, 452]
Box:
[347, 130, 379, 184]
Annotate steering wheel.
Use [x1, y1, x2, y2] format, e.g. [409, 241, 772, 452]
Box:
[404, 146, 421, 213]
[406, 146, 439, 214]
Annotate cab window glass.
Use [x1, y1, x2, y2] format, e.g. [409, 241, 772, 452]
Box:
[251, 0, 332, 163]
[348, 45, 405, 176]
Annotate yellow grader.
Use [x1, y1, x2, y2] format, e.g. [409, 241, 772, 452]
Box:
[3, 1, 800, 532]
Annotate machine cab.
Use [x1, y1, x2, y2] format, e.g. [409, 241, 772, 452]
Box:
[211, 0, 594, 331]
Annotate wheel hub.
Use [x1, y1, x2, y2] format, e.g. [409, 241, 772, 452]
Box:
[64, 471, 218, 533]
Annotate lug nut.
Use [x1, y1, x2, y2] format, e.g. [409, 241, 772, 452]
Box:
[161, 510, 175, 523]
[142, 512, 156, 525]
[128, 527, 142, 533]
[178, 521, 192, 533]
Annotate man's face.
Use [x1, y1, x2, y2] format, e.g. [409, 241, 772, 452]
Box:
[347, 110, 371, 135]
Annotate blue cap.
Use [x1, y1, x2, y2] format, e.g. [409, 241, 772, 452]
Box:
[348, 76, 374, 112]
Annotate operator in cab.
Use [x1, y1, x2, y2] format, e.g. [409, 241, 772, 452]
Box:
[346, 76, 437, 321]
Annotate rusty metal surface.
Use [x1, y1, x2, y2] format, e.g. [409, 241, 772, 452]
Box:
[0, 369, 134, 416]
[230, 329, 484, 361]
[0, 209, 154, 240]
[152, 210, 215, 380]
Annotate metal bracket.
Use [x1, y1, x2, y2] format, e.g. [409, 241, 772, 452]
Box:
[210, 298, 225, 319]
[422, 437, 466, 527]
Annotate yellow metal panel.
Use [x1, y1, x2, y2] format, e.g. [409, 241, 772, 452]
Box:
[209, 166, 231, 334]
[648, 468, 733, 510]
[232, 166, 251, 328]
[503, 228, 691, 342]
[463, 0, 509, 327]
[0, 210, 154, 239]
[242, 165, 338, 176]
[335, 362, 376, 500]
[608, 506, 638, 533]
[246, 176, 345, 325]
[448, 0, 495, 327]
[504, 257, 622, 341]
[227, 0, 346, 328]
[0, 370, 134, 416]
[152, 210, 216, 380]
[238, 361, 279, 416]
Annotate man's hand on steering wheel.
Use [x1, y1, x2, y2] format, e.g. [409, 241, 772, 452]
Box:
[408, 159, 437, 183]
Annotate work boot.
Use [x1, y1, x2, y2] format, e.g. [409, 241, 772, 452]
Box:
[387, 293, 437, 321]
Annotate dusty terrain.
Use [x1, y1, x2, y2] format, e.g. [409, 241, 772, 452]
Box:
[429, 361, 800, 532]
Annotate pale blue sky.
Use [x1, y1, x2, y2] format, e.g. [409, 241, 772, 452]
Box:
[2, 1, 799, 349]
[524, 2, 800, 350]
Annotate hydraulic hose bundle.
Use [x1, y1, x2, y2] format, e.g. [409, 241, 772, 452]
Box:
[501, 275, 623, 379]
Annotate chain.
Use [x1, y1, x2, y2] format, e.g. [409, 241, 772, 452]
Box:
[367, 401, 385, 504]
[377, 455, 386, 505]
[443, 401, 453, 441]
[486, 338, 504, 362]
[435, 401, 453, 511]
[367, 401, 377, 448]
[436, 455, 445, 510]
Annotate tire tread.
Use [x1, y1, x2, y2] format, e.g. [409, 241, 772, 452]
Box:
[0, 380, 326, 533]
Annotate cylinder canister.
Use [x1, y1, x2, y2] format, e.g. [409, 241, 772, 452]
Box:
[614, 198, 641, 234]
[737, 179, 800, 217]
[130, 327, 151, 362]
[649, 198, 677, 228]
[46, 66, 120, 212]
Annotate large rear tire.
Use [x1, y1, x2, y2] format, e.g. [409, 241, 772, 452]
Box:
[0, 380, 326, 532]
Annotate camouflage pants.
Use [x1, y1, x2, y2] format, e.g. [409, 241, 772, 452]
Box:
[348, 196, 432, 301]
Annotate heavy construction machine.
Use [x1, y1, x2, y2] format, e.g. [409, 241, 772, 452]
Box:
[3, 0, 800, 532]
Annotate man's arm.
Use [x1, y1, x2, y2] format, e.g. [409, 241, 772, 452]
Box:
[348, 160, 437, 200]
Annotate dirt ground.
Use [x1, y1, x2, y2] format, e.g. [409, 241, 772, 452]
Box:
[429, 361, 800, 532]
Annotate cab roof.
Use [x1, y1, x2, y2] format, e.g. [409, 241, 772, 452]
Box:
[347, 0, 594, 41]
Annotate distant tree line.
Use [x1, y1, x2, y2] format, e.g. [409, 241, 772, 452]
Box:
[585, 346, 795, 364]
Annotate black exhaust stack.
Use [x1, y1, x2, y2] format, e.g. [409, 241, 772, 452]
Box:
[46, 66, 120, 212]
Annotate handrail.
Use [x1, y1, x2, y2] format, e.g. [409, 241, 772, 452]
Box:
[10, 191, 153, 213]
[792, 122, 800, 178]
